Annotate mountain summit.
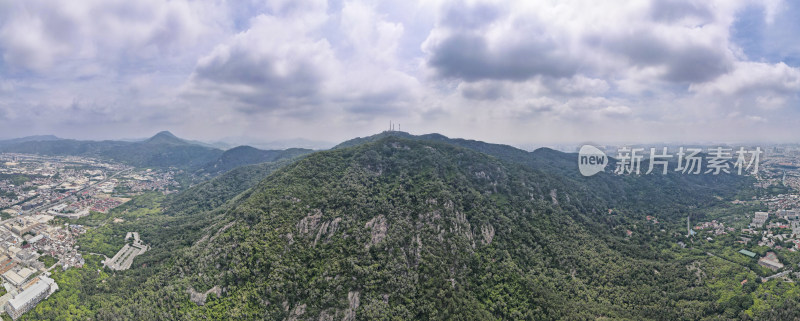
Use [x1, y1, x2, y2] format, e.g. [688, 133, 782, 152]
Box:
[144, 131, 186, 145]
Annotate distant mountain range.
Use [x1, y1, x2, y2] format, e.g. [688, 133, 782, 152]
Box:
[0, 135, 61, 147]
[0, 131, 312, 172]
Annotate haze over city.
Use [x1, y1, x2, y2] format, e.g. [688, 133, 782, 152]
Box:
[1, 0, 800, 145]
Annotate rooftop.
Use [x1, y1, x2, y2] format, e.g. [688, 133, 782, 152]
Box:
[8, 277, 54, 310]
[739, 249, 757, 258]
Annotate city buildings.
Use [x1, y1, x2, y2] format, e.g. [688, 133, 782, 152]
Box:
[4, 275, 58, 320]
[752, 212, 769, 227]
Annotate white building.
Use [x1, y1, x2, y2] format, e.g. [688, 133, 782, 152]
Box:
[5, 275, 58, 320]
[752, 212, 769, 227]
[779, 209, 800, 221]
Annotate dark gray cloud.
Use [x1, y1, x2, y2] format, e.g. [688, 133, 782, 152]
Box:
[340, 86, 417, 117]
[423, 0, 582, 82]
[587, 30, 733, 83]
[426, 33, 579, 81]
[191, 46, 325, 112]
[425, 0, 733, 84]
[663, 47, 732, 82]
[459, 81, 510, 100]
[0, 0, 221, 72]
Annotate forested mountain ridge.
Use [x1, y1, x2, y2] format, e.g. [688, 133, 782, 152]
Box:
[36, 135, 756, 320]
[100, 131, 224, 168]
[196, 145, 313, 176]
[339, 131, 749, 222]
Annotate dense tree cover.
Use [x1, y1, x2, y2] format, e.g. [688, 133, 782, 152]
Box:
[0, 173, 47, 186]
[0, 189, 16, 199]
[17, 134, 784, 320]
[37, 255, 58, 268]
[195, 145, 313, 177]
[23, 158, 296, 320]
[100, 131, 223, 168]
[28, 255, 112, 319]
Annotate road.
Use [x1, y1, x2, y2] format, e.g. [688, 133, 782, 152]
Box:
[46, 259, 60, 272]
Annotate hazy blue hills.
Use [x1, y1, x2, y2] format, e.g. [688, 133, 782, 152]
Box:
[0, 138, 131, 157]
[0, 131, 310, 172]
[0, 135, 61, 147]
[0, 131, 218, 169]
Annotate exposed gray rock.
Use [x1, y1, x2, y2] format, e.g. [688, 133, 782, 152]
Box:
[343, 291, 360, 321]
[365, 215, 387, 248]
[481, 224, 495, 245]
[187, 285, 221, 306]
[297, 209, 323, 235]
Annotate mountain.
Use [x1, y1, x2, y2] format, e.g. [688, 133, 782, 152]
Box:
[335, 131, 551, 172]
[0, 135, 61, 147]
[26, 134, 759, 320]
[332, 130, 414, 149]
[100, 131, 223, 168]
[143, 131, 185, 145]
[185, 140, 233, 150]
[336, 131, 749, 213]
[168, 159, 297, 214]
[218, 136, 336, 150]
[196, 145, 314, 176]
[0, 131, 223, 169]
[0, 138, 130, 156]
[0, 131, 316, 171]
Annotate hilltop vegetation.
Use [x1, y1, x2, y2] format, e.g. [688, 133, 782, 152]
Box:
[24, 158, 296, 320]
[196, 145, 313, 176]
[17, 131, 799, 320]
[21, 133, 770, 320]
[100, 131, 223, 168]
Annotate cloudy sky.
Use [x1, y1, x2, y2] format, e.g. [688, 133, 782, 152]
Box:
[1, 0, 799, 147]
